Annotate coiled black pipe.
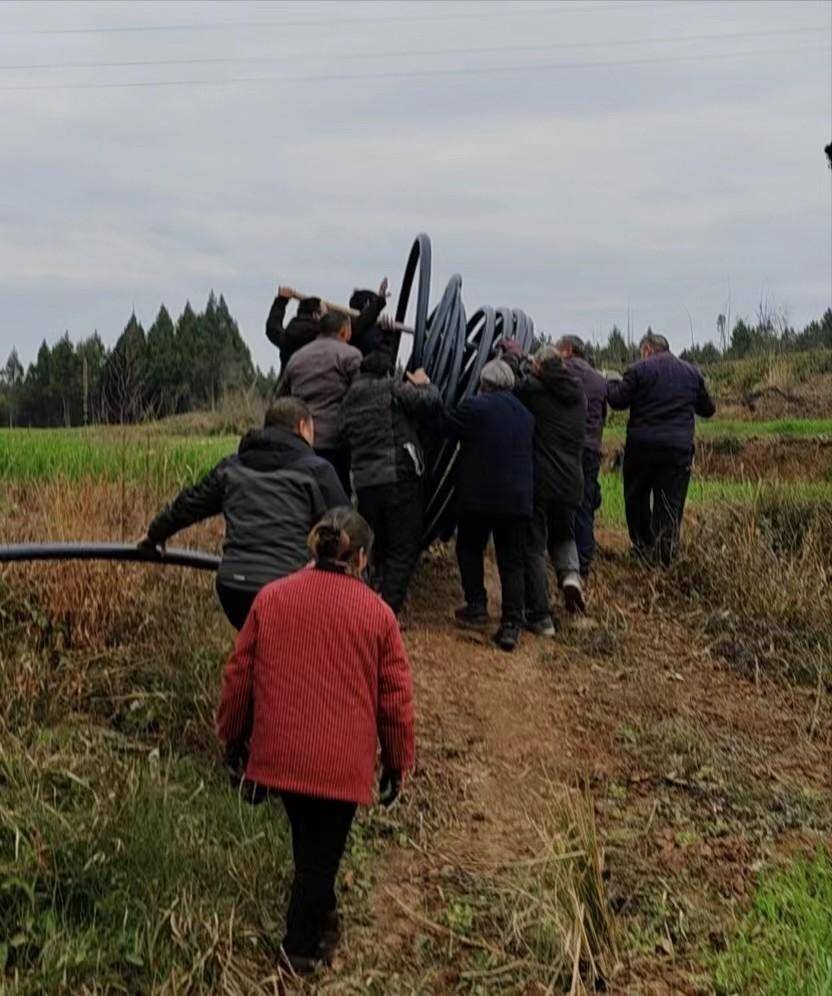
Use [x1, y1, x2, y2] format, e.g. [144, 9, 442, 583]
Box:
[0, 543, 220, 571]
[395, 234, 535, 544]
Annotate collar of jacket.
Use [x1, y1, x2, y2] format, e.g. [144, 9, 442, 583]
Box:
[237, 426, 311, 467]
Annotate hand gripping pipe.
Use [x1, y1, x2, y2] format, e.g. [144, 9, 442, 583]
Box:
[395, 234, 535, 545]
[0, 543, 220, 571]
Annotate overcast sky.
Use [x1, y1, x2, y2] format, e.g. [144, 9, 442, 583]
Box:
[1, 0, 830, 371]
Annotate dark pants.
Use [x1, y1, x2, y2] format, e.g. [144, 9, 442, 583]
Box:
[623, 444, 692, 566]
[456, 512, 526, 626]
[316, 447, 352, 497]
[281, 791, 357, 959]
[216, 580, 258, 630]
[525, 497, 579, 622]
[357, 479, 423, 614]
[574, 448, 603, 576]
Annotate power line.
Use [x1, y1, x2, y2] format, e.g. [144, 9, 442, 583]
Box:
[0, 42, 826, 93]
[0, 2, 687, 38]
[0, 24, 826, 73]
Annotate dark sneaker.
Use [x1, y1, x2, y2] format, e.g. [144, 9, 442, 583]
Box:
[454, 604, 489, 628]
[524, 615, 557, 638]
[318, 911, 342, 965]
[562, 572, 586, 614]
[493, 623, 520, 652]
[279, 945, 318, 977]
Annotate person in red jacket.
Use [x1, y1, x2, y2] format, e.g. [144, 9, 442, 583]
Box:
[216, 507, 415, 977]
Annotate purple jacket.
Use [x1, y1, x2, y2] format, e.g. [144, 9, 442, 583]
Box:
[607, 351, 715, 451]
[565, 356, 607, 453]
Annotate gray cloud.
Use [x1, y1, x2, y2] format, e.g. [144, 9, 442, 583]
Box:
[1, 0, 830, 372]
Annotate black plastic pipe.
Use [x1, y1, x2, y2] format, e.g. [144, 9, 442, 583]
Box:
[0, 543, 220, 571]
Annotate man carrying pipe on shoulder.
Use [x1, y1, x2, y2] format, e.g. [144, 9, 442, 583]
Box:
[139, 398, 348, 630]
[606, 331, 716, 566]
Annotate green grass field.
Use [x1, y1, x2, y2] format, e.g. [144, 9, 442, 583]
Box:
[3, 426, 831, 529]
[0, 428, 235, 489]
[603, 415, 832, 444]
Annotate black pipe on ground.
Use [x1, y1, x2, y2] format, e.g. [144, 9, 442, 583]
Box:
[0, 543, 220, 572]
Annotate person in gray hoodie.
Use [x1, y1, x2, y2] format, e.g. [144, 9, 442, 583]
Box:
[140, 398, 347, 629]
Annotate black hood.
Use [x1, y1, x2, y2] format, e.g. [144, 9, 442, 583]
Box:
[238, 426, 311, 470]
[537, 363, 584, 405]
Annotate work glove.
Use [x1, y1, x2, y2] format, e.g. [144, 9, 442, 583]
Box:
[379, 767, 402, 807]
[225, 742, 268, 806]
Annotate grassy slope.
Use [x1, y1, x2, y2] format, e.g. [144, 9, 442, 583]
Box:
[1, 428, 830, 992]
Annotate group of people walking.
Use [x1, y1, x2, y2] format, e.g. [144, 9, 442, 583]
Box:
[139, 281, 715, 977]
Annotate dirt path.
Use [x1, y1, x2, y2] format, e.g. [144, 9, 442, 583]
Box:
[329, 536, 832, 994]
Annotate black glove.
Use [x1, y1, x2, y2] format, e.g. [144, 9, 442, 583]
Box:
[379, 767, 402, 807]
[225, 741, 248, 783]
[137, 535, 163, 557]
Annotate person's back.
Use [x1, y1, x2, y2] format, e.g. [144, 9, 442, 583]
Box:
[606, 333, 715, 565]
[516, 359, 586, 508]
[285, 316, 362, 452]
[143, 398, 347, 628]
[216, 508, 414, 976]
[218, 427, 344, 588]
[342, 366, 442, 491]
[564, 355, 607, 453]
[226, 565, 411, 802]
[609, 349, 715, 450]
[449, 391, 534, 516]
[341, 354, 442, 614]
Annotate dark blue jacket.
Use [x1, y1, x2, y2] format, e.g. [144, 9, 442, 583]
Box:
[607, 351, 715, 451]
[565, 356, 607, 453]
[444, 391, 534, 518]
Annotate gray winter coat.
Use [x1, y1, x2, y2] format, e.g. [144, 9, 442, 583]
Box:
[341, 374, 442, 490]
[147, 426, 348, 591]
[283, 336, 362, 449]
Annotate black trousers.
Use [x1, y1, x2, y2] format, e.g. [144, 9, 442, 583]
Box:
[623, 444, 692, 566]
[316, 446, 352, 498]
[574, 448, 603, 576]
[525, 497, 579, 622]
[456, 512, 526, 626]
[281, 791, 357, 959]
[216, 580, 258, 630]
[357, 479, 423, 614]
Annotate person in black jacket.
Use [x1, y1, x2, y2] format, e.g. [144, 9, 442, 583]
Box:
[266, 288, 326, 372]
[443, 359, 534, 652]
[266, 279, 390, 373]
[341, 350, 442, 614]
[140, 398, 348, 629]
[348, 279, 393, 358]
[515, 344, 587, 630]
[607, 332, 716, 565]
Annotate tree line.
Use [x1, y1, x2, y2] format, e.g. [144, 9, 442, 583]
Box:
[0, 293, 278, 428]
[578, 307, 832, 369]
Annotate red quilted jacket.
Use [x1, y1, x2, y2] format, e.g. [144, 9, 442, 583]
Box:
[216, 565, 415, 805]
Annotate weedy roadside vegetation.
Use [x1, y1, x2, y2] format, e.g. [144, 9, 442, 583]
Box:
[670, 495, 832, 688]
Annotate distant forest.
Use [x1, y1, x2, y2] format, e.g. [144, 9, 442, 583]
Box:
[587, 307, 832, 369]
[0, 293, 277, 428]
[1, 296, 829, 429]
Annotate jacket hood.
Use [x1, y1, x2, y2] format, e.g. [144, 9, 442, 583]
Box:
[537, 363, 584, 405]
[238, 425, 310, 461]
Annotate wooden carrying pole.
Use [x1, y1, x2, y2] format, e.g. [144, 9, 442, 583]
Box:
[286, 290, 414, 336]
